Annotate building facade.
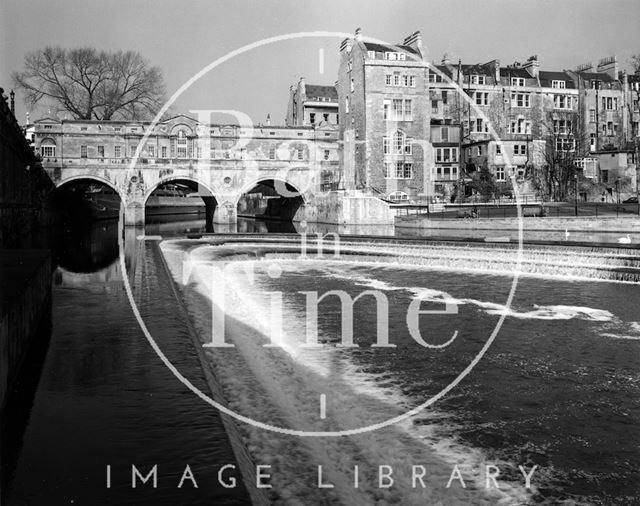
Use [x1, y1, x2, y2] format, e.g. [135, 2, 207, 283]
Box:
[285, 78, 339, 127]
[336, 29, 433, 201]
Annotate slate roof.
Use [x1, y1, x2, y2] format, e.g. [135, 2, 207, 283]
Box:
[539, 71, 576, 89]
[362, 42, 420, 56]
[304, 85, 338, 101]
[577, 71, 615, 82]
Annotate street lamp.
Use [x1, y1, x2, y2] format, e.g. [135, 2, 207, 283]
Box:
[615, 178, 620, 204]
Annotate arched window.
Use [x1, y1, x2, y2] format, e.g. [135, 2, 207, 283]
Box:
[40, 138, 56, 158]
[383, 130, 411, 155]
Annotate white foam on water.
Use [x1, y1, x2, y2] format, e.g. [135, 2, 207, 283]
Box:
[158, 245, 537, 505]
[316, 264, 616, 323]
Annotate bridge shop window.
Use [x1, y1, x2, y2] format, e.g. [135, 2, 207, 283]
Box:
[97, 146, 104, 158]
[177, 131, 188, 158]
[80, 145, 87, 158]
[115, 145, 122, 157]
[40, 138, 56, 158]
[297, 147, 304, 160]
[324, 149, 330, 160]
[269, 146, 276, 160]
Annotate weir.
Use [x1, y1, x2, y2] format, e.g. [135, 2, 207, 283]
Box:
[171, 234, 640, 283]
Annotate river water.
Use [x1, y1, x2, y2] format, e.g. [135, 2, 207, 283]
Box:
[3, 216, 640, 505]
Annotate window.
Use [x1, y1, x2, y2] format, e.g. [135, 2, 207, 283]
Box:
[428, 70, 443, 83]
[385, 161, 412, 178]
[80, 145, 87, 158]
[41, 142, 56, 157]
[551, 80, 566, 89]
[177, 131, 187, 158]
[495, 144, 502, 155]
[114, 126, 121, 133]
[512, 118, 531, 134]
[161, 146, 167, 158]
[441, 127, 449, 142]
[601, 169, 609, 183]
[130, 145, 137, 157]
[441, 91, 448, 104]
[384, 52, 406, 61]
[323, 113, 329, 122]
[589, 109, 596, 123]
[269, 146, 276, 159]
[384, 130, 412, 155]
[590, 134, 597, 152]
[384, 99, 412, 121]
[97, 145, 105, 158]
[513, 144, 527, 155]
[436, 147, 458, 163]
[511, 92, 530, 107]
[147, 145, 155, 158]
[470, 74, 486, 85]
[115, 145, 122, 157]
[323, 149, 330, 160]
[474, 118, 488, 133]
[511, 77, 525, 87]
[130, 127, 138, 133]
[393, 72, 401, 86]
[43, 125, 52, 130]
[607, 121, 613, 136]
[556, 138, 575, 152]
[431, 100, 438, 113]
[404, 99, 412, 120]
[80, 127, 88, 131]
[297, 147, 304, 160]
[367, 51, 376, 59]
[386, 74, 392, 86]
[474, 92, 489, 106]
[553, 119, 572, 134]
[310, 113, 316, 125]
[477, 146, 483, 156]
[495, 167, 506, 181]
[553, 94, 572, 109]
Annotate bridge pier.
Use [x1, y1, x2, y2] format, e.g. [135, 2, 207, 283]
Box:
[123, 202, 145, 227]
[213, 201, 238, 225]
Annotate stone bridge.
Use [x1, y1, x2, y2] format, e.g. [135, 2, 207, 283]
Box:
[33, 115, 344, 226]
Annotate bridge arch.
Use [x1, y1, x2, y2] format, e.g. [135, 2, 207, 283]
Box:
[55, 174, 125, 202]
[236, 176, 309, 222]
[143, 175, 221, 231]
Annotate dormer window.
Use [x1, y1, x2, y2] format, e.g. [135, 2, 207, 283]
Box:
[511, 77, 526, 87]
[384, 52, 406, 61]
[470, 74, 486, 85]
[551, 80, 566, 89]
[367, 51, 376, 59]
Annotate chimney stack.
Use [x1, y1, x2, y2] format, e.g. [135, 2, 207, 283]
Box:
[523, 55, 539, 78]
[266, 113, 271, 126]
[403, 31, 423, 53]
[597, 55, 618, 80]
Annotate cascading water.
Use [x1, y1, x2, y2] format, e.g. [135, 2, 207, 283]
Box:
[157, 236, 640, 505]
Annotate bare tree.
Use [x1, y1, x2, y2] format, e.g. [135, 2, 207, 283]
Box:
[531, 110, 584, 201]
[13, 47, 166, 120]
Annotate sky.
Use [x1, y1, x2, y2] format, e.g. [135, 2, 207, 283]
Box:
[2, 0, 640, 125]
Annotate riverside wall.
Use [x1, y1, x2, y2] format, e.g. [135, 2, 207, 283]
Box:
[0, 89, 54, 248]
[0, 89, 54, 411]
[396, 216, 640, 232]
[0, 250, 51, 410]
